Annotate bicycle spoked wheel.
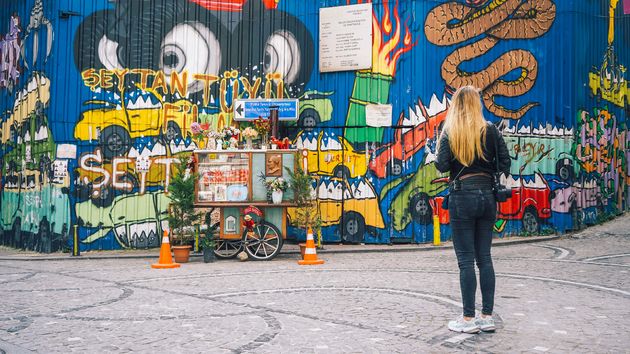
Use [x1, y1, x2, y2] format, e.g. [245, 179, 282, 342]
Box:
[214, 239, 243, 259]
[241, 221, 283, 261]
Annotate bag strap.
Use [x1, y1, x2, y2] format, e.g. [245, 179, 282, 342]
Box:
[490, 124, 501, 185]
[452, 166, 465, 181]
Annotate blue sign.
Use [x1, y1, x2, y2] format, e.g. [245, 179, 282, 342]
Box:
[233, 99, 299, 121]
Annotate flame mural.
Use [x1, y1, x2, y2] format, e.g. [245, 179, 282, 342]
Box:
[344, 0, 417, 144]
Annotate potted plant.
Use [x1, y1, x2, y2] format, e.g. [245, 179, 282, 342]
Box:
[199, 222, 219, 263]
[259, 173, 290, 204]
[286, 165, 322, 250]
[167, 154, 199, 263]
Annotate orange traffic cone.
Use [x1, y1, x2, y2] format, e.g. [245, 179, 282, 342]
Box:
[151, 230, 180, 269]
[298, 227, 324, 265]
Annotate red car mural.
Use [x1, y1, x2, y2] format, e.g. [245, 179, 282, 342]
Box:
[498, 172, 552, 233]
[370, 99, 448, 178]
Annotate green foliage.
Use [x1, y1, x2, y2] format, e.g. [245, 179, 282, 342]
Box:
[167, 154, 198, 246]
[199, 223, 219, 251]
[285, 165, 322, 234]
[285, 164, 313, 207]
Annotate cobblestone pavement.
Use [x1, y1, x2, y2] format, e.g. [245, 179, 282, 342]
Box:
[0, 215, 628, 353]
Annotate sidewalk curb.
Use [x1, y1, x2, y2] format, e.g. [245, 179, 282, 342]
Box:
[314, 235, 561, 254]
[0, 235, 561, 261]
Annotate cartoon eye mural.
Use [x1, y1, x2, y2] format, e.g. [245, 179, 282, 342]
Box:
[74, 10, 117, 71]
[74, 0, 314, 96]
[233, 4, 314, 88]
[74, 0, 229, 93]
[263, 30, 302, 84]
[160, 22, 222, 93]
[97, 33, 122, 71]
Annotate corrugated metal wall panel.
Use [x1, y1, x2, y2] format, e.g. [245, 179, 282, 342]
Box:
[0, 0, 627, 252]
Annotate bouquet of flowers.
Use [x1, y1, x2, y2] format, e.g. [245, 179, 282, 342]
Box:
[190, 122, 210, 142]
[258, 173, 289, 202]
[221, 126, 240, 141]
[265, 177, 289, 192]
[206, 130, 222, 140]
[253, 117, 271, 136]
[190, 122, 203, 137]
[241, 127, 258, 139]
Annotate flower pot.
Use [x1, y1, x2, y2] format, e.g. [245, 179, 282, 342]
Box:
[172, 245, 192, 263]
[203, 248, 215, 263]
[272, 190, 283, 204]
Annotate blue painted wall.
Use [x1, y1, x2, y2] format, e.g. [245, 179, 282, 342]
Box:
[0, 0, 627, 252]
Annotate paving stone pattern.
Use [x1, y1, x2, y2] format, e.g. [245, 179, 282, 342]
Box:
[0, 215, 628, 353]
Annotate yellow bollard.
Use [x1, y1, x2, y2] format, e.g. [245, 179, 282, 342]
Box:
[433, 215, 440, 246]
[72, 224, 80, 256]
[194, 225, 200, 253]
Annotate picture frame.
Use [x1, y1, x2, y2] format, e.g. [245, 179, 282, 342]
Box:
[266, 153, 282, 176]
[225, 216, 237, 233]
[214, 184, 227, 201]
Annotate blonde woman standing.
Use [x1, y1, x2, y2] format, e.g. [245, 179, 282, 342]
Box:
[436, 86, 511, 333]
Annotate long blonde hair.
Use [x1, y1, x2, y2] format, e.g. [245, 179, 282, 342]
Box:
[440, 86, 487, 167]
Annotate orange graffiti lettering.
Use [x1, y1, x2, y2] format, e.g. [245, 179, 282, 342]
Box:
[192, 73, 220, 106]
[130, 69, 155, 90]
[240, 76, 262, 98]
[112, 69, 129, 92]
[151, 71, 168, 93]
[169, 71, 188, 98]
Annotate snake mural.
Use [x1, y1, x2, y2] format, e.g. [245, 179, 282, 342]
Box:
[424, 0, 556, 122]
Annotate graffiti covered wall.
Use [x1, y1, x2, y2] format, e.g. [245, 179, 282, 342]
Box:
[0, 0, 627, 252]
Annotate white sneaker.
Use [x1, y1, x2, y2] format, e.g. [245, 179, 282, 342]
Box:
[448, 316, 480, 333]
[475, 315, 496, 332]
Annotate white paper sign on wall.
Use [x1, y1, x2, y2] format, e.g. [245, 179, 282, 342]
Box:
[319, 3, 372, 73]
[365, 104, 392, 127]
[56, 144, 77, 159]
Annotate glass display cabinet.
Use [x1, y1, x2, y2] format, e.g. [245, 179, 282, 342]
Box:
[193, 149, 299, 261]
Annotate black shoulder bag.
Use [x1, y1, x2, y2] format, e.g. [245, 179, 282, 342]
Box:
[491, 126, 512, 202]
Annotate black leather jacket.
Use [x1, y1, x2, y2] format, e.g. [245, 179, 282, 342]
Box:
[436, 123, 511, 180]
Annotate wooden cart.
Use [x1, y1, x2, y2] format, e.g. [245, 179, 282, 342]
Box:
[194, 149, 298, 260]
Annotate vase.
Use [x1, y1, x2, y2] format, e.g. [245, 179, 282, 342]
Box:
[245, 137, 253, 149]
[272, 190, 283, 204]
[261, 134, 268, 150]
[207, 138, 217, 150]
[216, 139, 223, 151]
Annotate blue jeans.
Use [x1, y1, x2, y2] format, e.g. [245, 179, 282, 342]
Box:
[449, 188, 496, 318]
